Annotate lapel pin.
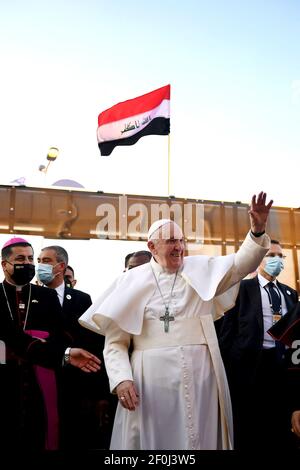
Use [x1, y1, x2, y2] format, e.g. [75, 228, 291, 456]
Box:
[286, 290, 291, 295]
[32, 299, 38, 303]
[66, 294, 72, 300]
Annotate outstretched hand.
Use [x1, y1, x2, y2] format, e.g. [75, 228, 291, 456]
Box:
[249, 192, 273, 233]
[69, 348, 101, 373]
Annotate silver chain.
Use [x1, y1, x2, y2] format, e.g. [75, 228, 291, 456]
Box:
[151, 266, 178, 313]
[2, 283, 32, 330]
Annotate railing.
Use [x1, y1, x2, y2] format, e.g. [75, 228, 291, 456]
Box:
[0, 185, 299, 291]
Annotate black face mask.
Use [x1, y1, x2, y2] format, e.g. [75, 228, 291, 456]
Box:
[64, 276, 73, 289]
[9, 263, 35, 285]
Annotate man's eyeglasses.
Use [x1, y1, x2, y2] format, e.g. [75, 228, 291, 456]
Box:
[265, 253, 286, 259]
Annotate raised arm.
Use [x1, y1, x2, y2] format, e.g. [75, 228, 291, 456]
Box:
[216, 192, 272, 296]
[249, 191, 273, 234]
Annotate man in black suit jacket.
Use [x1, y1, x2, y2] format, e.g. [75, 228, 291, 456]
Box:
[37, 245, 112, 449]
[267, 301, 300, 446]
[0, 237, 100, 451]
[284, 305, 300, 446]
[218, 240, 298, 449]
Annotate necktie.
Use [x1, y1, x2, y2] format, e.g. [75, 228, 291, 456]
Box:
[267, 282, 285, 360]
[267, 282, 281, 313]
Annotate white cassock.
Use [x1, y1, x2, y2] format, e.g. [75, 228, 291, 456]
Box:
[79, 231, 270, 450]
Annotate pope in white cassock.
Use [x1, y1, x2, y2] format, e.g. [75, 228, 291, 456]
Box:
[79, 192, 273, 450]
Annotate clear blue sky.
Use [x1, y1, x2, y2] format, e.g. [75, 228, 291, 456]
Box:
[1, 0, 300, 206]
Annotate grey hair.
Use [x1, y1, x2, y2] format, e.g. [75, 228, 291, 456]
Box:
[42, 245, 69, 266]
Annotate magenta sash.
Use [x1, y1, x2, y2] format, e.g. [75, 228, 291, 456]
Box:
[25, 329, 59, 450]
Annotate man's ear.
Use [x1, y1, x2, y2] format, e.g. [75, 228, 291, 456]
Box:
[147, 240, 155, 253]
[1, 260, 7, 270]
[59, 262, 66, 273]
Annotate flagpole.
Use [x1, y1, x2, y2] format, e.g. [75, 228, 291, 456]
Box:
[168, 133, 171, 195]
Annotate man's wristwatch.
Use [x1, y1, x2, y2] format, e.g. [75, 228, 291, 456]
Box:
[251, 230, 265, 237]
[64, 347, 71, 365]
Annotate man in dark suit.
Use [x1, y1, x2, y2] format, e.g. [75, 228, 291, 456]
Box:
[286, 307, 300, 446]
[267, 301, 300, 446]
[218, 239, 298, 449]
[37, 245, 112, 449]
[0, 237, 100, 451]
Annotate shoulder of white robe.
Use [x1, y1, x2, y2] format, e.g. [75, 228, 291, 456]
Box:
[182, 254, 235, 301]
[80, 262, 154, 335]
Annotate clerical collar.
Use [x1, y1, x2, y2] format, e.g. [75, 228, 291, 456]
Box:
[3, 279, 28, 291]
[150, 256, 184, 275]
[3, 279, 30, 292]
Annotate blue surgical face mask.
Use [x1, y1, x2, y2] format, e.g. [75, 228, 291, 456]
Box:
[37, 263, 55, 285]
[264, 256, 284, 277]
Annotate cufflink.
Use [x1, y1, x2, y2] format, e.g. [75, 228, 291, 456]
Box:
[32, 299, 38, 303]
[64, 347, 71, 364]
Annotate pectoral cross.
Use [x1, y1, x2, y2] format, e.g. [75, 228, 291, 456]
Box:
[160, 306, 174, 333]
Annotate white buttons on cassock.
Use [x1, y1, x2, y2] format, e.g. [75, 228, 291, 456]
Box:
[180, 346, 197, 449]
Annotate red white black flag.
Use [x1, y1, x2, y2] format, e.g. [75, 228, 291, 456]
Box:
[97, 84, 170, 156]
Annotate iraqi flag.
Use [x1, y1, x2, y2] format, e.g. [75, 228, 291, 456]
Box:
[97, 84, 170, 156]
